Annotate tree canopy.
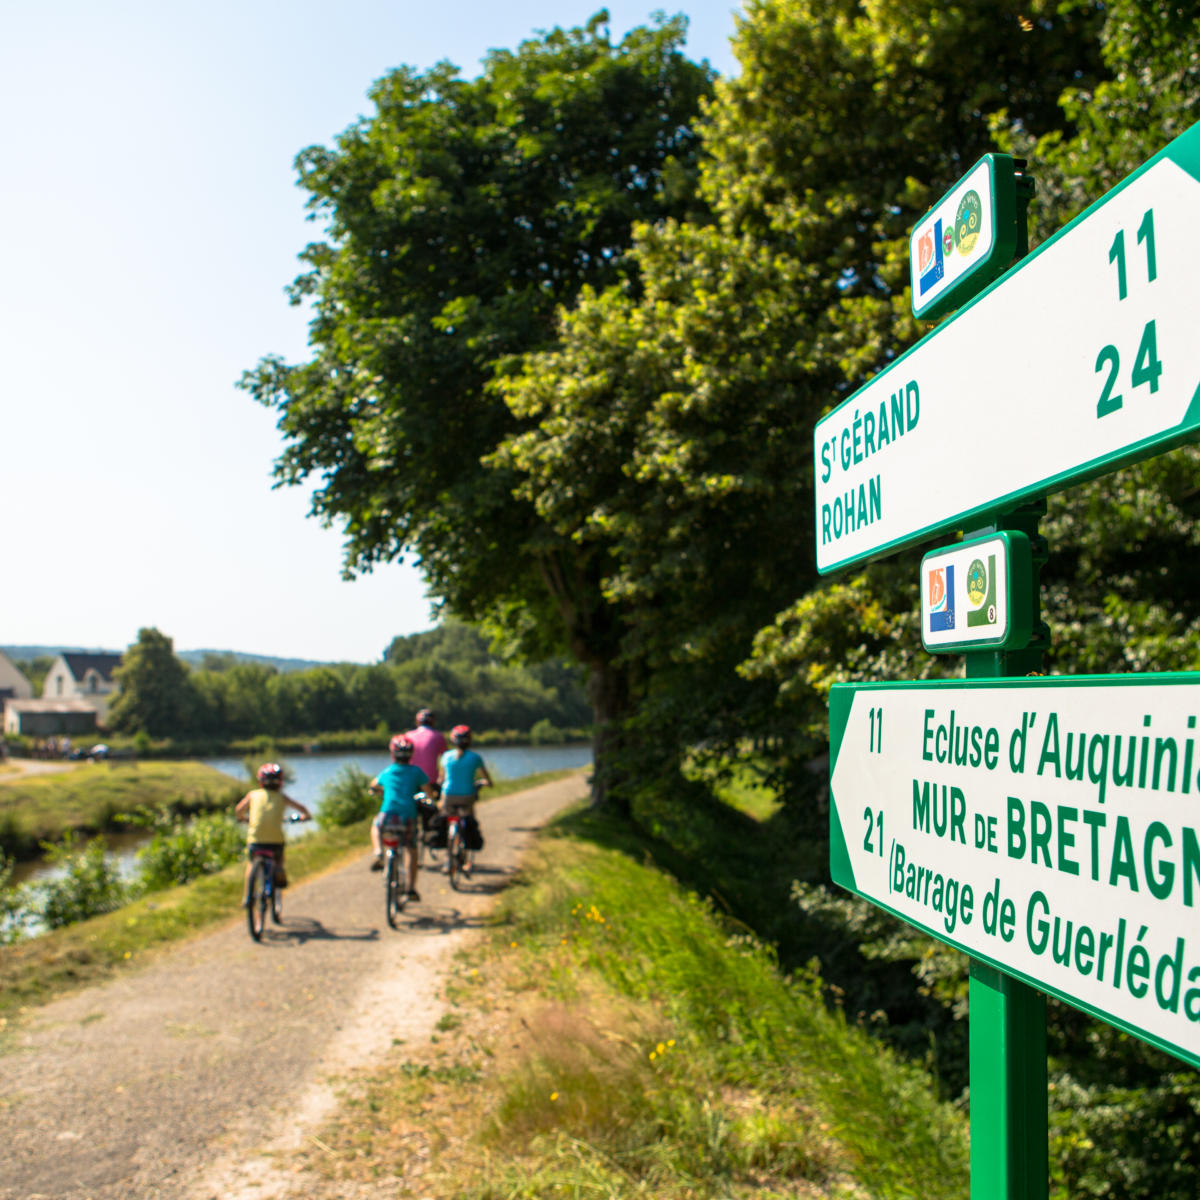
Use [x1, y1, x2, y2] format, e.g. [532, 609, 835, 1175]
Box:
[245, 0, 1200, 814]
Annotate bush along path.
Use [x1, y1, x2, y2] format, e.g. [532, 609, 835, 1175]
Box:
[0, 773, 590, 1200]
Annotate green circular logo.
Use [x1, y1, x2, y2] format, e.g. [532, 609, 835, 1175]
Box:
[967, 558, 987, 605]
[955, 190, 983, 255]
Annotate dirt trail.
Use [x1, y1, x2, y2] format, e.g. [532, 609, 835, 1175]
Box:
[0, 773, 588, 1200]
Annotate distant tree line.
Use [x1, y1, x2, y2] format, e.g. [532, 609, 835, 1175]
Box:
[106, 623, 590, 740]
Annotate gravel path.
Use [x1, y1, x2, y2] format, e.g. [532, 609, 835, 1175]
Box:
[0, 773, 588, 1200]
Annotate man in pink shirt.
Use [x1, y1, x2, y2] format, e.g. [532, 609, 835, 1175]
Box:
[405, 708, 447, 787]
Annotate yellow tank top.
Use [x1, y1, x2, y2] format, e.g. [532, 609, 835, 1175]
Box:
[246, 788, 286, 844]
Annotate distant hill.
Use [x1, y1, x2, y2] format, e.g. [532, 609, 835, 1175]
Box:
[1, 646, 344, 673]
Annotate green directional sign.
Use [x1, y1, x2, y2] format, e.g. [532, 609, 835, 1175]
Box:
[829, 673, 1200, 1070]
[815, 119, 1200, 575]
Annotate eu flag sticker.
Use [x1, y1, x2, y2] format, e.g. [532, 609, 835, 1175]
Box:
[928, 564, 955, 632]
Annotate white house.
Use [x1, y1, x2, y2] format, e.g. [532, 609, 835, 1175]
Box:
[42, 652, 123, 724]
[0, 650, 33, 703]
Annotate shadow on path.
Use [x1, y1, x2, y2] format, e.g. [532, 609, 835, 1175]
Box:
[260, 917, 382, 945]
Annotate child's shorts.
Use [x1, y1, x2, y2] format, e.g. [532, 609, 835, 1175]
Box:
[375, 815, 416, 846]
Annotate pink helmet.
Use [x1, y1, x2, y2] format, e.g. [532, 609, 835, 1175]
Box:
[450, 724, 471, 746]
[257, 762, 283, 787]
[389, 734, 414, 760]
[416, 708, 436, 727]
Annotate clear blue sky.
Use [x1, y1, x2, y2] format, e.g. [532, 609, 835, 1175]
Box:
[2, 1, 740, 664]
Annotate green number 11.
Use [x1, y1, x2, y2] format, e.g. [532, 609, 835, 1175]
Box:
[1108, 209, 1158, 300]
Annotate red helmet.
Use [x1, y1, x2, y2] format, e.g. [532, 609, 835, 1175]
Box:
[415, 708, 436, 727]
[257, 762, 283, 787]
[450, 724, 471, 746]
[389, 734, 414, 760]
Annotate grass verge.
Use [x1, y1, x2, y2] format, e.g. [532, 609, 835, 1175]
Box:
[292, 803, 970, 1199]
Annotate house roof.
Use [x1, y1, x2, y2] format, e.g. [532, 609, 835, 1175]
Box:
[60, 652, 122, 682]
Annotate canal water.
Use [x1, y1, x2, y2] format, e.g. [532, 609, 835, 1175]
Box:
[9, 743, 591, 888]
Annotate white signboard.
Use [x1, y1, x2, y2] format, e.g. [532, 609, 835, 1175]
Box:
[814, 123, 1200, 575]
[829, 675, 1200, 1069]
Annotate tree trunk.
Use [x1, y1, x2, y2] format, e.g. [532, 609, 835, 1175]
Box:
[586, 656, 634, 816]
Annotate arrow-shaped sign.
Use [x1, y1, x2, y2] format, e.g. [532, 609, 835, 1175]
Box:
[815, 121, 1200, 575]
[829, 675, 1200, 1070]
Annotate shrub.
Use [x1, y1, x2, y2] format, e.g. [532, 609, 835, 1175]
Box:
[0, 851, 34, 945]
[36, 833, 128, 930]
[136, 812, 245, 890]
[317, 763, 375, 828]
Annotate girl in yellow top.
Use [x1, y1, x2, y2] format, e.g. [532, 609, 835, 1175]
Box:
[235, 763, 311, 906]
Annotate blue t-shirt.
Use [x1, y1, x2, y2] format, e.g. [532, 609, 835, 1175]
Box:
[440, 748, 485, 797]
[374, 762, 428, 820]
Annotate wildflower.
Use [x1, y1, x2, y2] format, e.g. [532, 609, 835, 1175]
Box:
[550, 1092, 559, 1102]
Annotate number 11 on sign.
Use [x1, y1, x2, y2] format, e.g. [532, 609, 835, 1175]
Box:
[868, 705, 883, 752]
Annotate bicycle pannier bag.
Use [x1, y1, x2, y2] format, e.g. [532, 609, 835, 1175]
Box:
[424, 810, 448, 849]
[462, 813, 484, 851]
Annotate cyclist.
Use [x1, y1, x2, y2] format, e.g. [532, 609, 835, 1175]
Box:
[368, 734, 429, 900]
[404, 708, 446, 792]
[436, 725, 493, 875]
[235, 763, 311, 907]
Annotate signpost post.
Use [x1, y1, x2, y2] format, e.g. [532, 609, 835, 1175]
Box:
[815, 119, 1200, 1198]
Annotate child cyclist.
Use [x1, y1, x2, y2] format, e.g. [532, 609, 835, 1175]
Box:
[235, 763, 312, 906]
[368, 734, 428, 901]
[436, 725, 493, 875]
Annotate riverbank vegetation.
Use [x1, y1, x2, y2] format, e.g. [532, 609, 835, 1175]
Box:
[0, 762, 241, 862]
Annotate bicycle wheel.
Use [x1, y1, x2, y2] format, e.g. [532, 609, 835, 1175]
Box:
[448, 830, 465, 891]
[385, 850, 406, 927]
[247, 859, 268, 941]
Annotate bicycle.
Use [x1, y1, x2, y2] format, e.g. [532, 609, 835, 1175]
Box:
[444, 804, 483, 891]
[380, 816, 413, 928]
[246, 814, 307, 942]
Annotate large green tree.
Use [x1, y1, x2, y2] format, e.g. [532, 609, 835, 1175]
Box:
[243, 12, 715, 805]
[745, 0, 1200, 762]
[497, 0, 1107, 789]
[108, 628, 197, 737]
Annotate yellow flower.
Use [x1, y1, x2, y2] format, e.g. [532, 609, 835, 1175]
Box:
[550, 1092, 559, 1102]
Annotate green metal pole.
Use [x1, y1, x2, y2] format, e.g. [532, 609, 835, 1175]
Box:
[965, 500, 1049, 1200]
